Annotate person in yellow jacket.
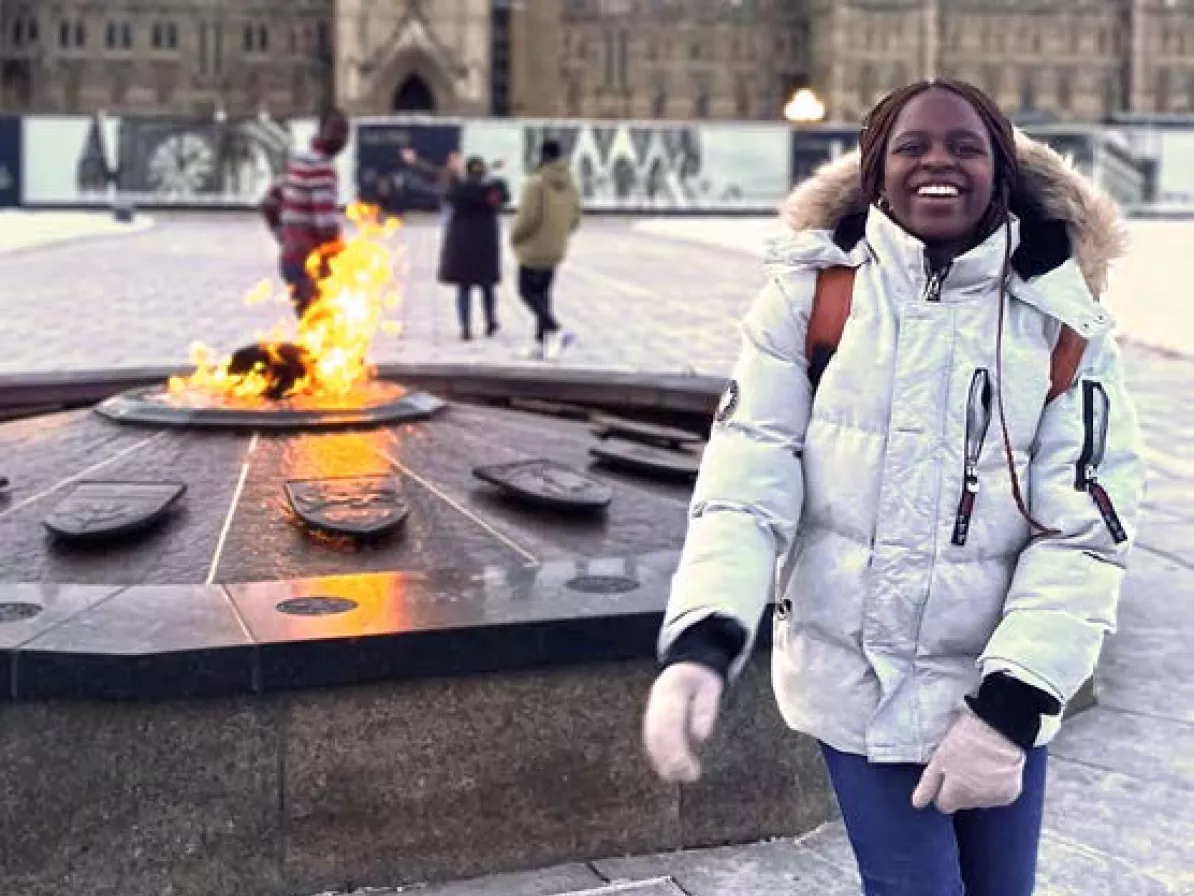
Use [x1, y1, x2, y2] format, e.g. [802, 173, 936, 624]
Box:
[510, 139, 581, 361]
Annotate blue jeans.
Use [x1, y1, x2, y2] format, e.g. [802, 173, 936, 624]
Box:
[820, 742, 1048, 896]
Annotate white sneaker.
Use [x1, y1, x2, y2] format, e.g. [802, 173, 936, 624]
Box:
[517, 343, 544, 360]
[544, 330, 575, 361]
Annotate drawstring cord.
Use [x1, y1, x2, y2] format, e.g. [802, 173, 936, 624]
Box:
[993, 214, 1060, 539]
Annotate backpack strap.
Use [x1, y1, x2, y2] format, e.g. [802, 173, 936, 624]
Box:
[806, 265, 1087, 403]
[806, 266, 856, 389]
[1046, 324, 1087, 404]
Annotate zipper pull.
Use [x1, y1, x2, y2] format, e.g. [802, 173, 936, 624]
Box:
[951, 369, 993, 547]
[952, 463, 980, 546]
[923, 262, 951, 303]
[1076, 382, 1128, 544]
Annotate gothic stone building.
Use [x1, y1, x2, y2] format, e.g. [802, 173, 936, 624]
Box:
[1, 0, 1193, 121]
[808, 0, 1194, 122]
[0, 0, 334, 116]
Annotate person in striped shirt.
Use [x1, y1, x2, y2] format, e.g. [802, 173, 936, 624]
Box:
[262, 108, 350, 318]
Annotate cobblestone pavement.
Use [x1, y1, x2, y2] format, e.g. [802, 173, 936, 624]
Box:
[5, 213, 1194, 894]
[0, 213, 756, 377]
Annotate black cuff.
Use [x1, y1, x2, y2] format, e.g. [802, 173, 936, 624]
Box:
[659, 614, 748, 681]
[965, 671, 1063, 752]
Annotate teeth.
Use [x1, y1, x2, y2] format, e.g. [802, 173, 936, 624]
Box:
[917, 184, 960, 197]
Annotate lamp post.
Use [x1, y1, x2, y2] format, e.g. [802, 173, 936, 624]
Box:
[784, 87, 826, 125]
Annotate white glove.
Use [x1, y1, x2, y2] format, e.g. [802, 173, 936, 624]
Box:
[911, 708, 1026, 814]
[642, 661, 724, 783]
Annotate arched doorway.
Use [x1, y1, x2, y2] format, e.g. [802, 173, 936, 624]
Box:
[392, 74, 435, 113]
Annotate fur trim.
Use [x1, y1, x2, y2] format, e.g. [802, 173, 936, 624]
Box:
[779, 131, 1126, 297]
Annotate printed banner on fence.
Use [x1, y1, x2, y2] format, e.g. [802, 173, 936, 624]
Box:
[464, 119, 790, 212]
[23, 114, 295, 206]
[355, 121, 462, 212]
[0, 116, 21, 208]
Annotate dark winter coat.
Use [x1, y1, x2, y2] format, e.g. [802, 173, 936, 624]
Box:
[437, 176, 510, 287]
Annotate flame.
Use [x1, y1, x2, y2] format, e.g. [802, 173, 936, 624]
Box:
[168, 202, 402, 403]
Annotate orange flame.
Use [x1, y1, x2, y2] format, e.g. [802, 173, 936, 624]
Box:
[168, 202, 402, 402]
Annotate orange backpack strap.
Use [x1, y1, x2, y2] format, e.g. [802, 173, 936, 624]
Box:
[806, 266, 856, 389]
[1046, 324, 1087, 404]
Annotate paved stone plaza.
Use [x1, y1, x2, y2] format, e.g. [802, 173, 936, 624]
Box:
[5, 214, 1194, 895]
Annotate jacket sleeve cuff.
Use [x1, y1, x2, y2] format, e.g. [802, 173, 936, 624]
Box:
[964, 671, 1063, 752]
[659, 614, 748, 681]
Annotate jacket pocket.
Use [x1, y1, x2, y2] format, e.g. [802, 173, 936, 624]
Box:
[951, 368, 993, 546]
[1074, 380, 1128, 544]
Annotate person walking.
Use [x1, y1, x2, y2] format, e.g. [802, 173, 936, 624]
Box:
[510, 139, 581, 361]
[261, 108, 350, 320]
[437, 156, 510, 340]
[642, 80, 1146, 896]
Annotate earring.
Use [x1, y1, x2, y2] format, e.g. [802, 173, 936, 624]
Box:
[877, 195, 892, 213]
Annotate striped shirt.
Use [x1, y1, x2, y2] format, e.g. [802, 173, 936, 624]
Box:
[279, 143, 340, 266]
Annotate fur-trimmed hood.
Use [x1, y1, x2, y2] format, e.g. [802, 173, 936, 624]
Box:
[778, 131, 1126, 298]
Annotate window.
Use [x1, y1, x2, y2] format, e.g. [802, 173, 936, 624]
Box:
[734, 74, 751, 119]
[76, 21, 86, 47]
[859, 62, 874, 105]
[983, 64, 1001, 99]
[200, 22, 224, 74]
[650, 78, 667, 117]
[616, 30, 628, 90]
[12, 16, 38, 47]
[1019, 68, 1036, 113]
[244, 23, 269, 53]
[1058, 68, 1072, 111]
[106, 22, 131, 48]
[693, 75, 710, 118]
[1157, 68, 1171, 113]
[106, 21, 131, 48]
[151, 23, 178, 49]
[151, 22, 178, 50]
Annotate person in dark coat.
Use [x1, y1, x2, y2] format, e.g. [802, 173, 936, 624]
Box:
[437, 156, 510, 340]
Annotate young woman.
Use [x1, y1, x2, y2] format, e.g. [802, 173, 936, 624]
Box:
[437, 156, 510, 340]
[642, 80, 1145, 895]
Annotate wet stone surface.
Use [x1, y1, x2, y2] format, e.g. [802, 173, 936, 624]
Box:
[0, 400, 692, 586]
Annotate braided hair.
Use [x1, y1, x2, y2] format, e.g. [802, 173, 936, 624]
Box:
[857, 80, 1056, 538]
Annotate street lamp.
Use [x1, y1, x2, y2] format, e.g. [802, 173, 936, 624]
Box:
[784, 87, 826, 124]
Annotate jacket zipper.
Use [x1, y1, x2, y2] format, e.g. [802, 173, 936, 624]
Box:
[923, 261, 951, 302]
[951, 369, 993, 546]
[1075, 381, 1128, 544]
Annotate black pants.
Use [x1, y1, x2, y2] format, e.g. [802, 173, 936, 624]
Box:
[456, 284, 496, 333]
[281, 258, 318, 320]
[517, 265, 559, 342]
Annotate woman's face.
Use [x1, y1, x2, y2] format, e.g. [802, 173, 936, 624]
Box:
[881, 88, 996, 252]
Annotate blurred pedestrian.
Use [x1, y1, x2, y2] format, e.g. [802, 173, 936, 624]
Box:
[261, 108, 349, 319]
[437, 156, 510, 340]
[642, 79, 1145, 896]
[510, 139, 581, 361]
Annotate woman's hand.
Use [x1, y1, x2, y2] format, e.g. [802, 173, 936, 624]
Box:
[911, 708, 1026, 813]
[642, 661, 724, 783]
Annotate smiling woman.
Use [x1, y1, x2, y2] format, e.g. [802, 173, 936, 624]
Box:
[644, 77, 1145, 896]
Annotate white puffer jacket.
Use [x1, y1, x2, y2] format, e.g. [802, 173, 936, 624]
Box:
[659, 135, 1147, 763]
